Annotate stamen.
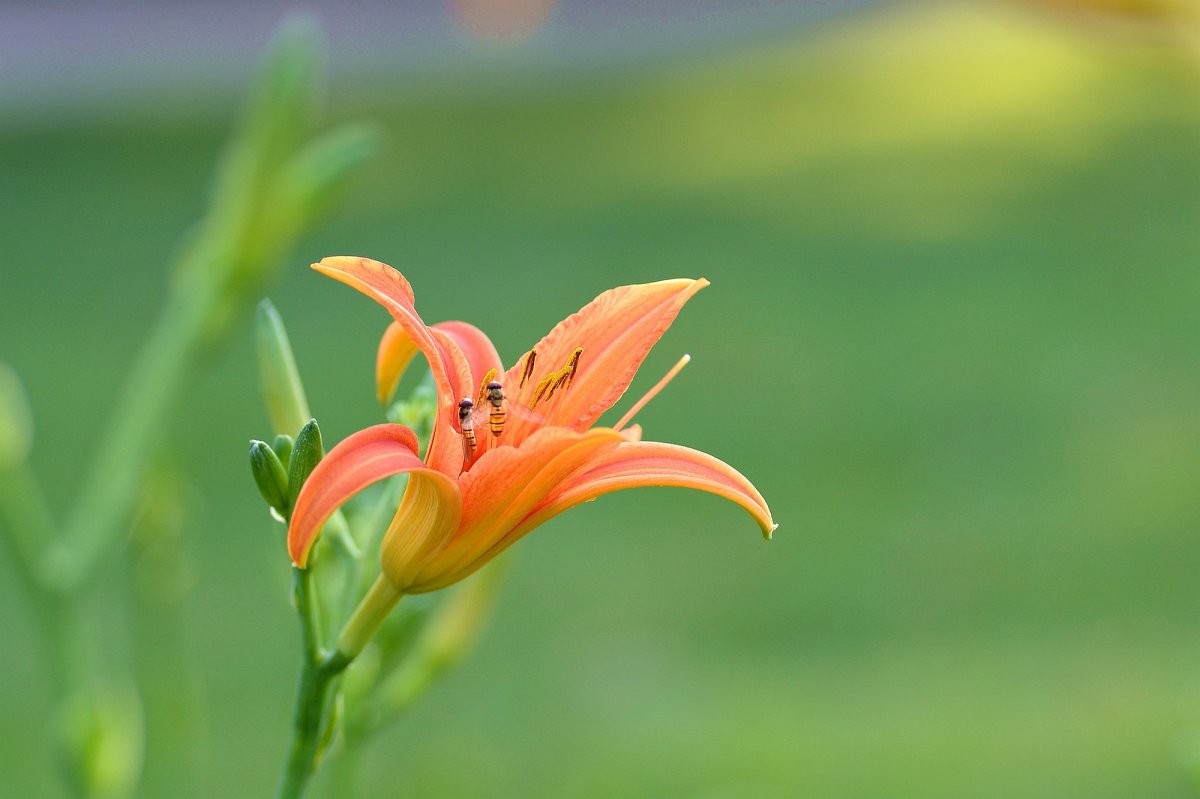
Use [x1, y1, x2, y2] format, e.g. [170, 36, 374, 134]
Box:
[477, 368, 497, 404]
[530, 376, 554, 409]
[565, 348, 582, 388]
[612, 354, 691, 432]
[519, 349, 538, 389]
[527, 347, 584, 410]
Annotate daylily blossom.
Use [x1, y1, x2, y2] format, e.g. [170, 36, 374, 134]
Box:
[288, 256, 775, 596]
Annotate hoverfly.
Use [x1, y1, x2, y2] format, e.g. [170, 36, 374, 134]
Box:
[457, 379, 542, 470]
[457, 397, 480, 465]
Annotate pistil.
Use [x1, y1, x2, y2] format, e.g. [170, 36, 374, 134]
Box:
[612, 354, 690, 432]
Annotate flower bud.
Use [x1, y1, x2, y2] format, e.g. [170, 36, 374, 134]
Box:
[256, 298, 311, 437]
[287, 419, 324, 511]
[386, 373, 437, 455]
[54, 683, 144, 799]
[272, 433, 294, 467]
[249, 440, 290, 518]
[0, 362, 33, 471]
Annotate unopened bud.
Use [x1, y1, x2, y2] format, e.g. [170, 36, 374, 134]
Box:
[287, 419, 324, 510]
[386, 373, 438, 454]
[272, 433, 294, 467]
[249, 440, 289, 518]
[54, 683, 144, 799]
[256, 299, 311, 437]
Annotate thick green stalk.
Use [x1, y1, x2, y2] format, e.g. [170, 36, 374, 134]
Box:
[53, 285, 211, 591]
[276, 566, 346, 799]
[275, 573, 401, 799]
[0, 464, 58, 598]
[275, 651, 348, 799]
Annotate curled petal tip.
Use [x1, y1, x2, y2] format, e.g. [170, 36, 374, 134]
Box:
[514, 440, 774, 547]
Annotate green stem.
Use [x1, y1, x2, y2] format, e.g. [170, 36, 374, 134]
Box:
[275, 649, 349, 799]
[0, 467, 80, 699]
[54, 290, 210, 591]
[0, 464, 57, 601]
[275, 572, 401, 799]
[336, 575, 401, 661]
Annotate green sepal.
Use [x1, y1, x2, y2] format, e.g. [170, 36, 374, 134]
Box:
[287, 419, 324, 510]
[249, 440, 290, 517]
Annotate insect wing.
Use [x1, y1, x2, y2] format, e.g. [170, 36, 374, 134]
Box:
[470, 396, 544, 438]
[503, 401, 545, 426]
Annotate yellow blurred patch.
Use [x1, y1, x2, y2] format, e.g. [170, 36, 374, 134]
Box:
[593, 3, 1156, 238]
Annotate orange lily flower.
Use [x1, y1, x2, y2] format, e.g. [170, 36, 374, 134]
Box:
[288, 257, 775, 597]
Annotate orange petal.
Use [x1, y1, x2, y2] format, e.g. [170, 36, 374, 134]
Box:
[412, 426, 624, 591]
[432, 320, 505, 465]
[378, 459, 464, 591]
[433, 321, 502, 392]
[501, 279, 708, 442]
[288, 424, 461, 568]
[376, 322, 420, 406]
[313, 257, 475, 457]
[424, 327, 480, 475]
[514, 440, 776, 541]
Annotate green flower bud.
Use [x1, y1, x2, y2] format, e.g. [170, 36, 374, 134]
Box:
[287, 419, 324, 510]
[386, 372, 438, 456]
[256, 298, 311, 437]
[249, 440, 289, 518]
[272, 433, 294, 466]
[54, 683, 144, 799]
[0, 362, 33, 471]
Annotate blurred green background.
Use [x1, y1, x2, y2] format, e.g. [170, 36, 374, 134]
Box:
[3, 1, 1200, 797]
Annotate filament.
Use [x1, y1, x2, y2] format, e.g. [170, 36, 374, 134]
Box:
[612, 354, 690, 432]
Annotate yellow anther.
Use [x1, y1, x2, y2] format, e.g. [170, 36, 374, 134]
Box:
[528, 347, 584, 410]
[519, 349, 538, 389]
[530, 377, 553, 409]
[564, 348, 582, 388]
[477, 368, 498, 404]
